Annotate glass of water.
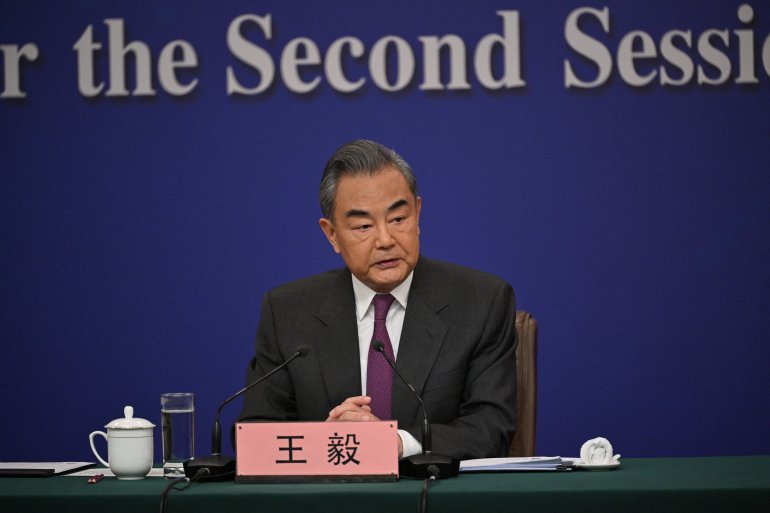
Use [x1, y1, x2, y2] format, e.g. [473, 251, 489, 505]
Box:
[160, 392, 195, 478]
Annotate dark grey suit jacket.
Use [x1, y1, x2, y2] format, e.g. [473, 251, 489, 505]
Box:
[238, 256, 517, 459]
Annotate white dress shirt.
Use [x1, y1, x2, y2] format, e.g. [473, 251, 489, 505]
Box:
[351, 272, 422, 458]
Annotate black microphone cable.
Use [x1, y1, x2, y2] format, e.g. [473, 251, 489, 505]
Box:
[418, 464, 441, 513]
[159, 467, 210, 513]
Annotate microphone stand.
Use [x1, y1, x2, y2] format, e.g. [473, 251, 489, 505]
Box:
[374, 342, 460, 479]
[183, 346, 308, 480]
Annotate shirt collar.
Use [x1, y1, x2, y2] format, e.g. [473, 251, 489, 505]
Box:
[352, 271, 414, 321]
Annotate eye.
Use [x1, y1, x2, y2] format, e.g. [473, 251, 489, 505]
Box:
[354, 224, 372, 232]
[391, 216, 406, 224]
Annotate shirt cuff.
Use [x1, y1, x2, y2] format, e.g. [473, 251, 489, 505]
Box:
[398, 429, 423, 459]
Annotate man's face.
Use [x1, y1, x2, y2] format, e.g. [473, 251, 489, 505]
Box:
[319, 167, 421, 293]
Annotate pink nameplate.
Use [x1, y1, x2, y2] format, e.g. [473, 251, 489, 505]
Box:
[235, 421, 399, 483]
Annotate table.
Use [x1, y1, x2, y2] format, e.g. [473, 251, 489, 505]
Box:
[1, 456, 768, 513]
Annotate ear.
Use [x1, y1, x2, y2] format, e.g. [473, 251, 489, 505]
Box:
[319, 218, 341, 254]
[415, 196, 422, 235]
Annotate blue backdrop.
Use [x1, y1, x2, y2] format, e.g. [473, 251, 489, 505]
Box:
[2, 0, 768, 462]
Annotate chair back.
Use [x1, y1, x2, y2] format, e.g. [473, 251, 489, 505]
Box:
[509, 310, 538, 456]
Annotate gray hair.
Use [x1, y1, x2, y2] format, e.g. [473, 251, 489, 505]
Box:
[319, 140, 418, 221]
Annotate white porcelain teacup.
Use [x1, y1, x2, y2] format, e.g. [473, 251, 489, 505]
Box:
[89, 406, 155, 480]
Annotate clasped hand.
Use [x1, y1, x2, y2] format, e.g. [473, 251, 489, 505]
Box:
[326, 395, 377, 422]
[326, 395, 403, 457]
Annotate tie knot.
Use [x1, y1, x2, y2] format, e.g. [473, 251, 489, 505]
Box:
[373, 294, 396, 321]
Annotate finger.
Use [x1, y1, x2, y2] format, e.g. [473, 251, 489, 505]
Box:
[328, 396, 372, 418]
[326, 402, 380, 422]
[336, 410, 379, 422]
[342, 395, 371, 406]
[327, 403, 367, 419]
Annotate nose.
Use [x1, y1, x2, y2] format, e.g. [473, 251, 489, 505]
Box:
[374, 222, 395, 249]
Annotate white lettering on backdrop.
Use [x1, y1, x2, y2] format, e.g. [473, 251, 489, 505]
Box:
[225, 11, 523, 95]
[564, 4, 770, 88]
[1, 5, 769, 100]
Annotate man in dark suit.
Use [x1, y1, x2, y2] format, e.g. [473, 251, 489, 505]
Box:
[238, 140, 517, 459]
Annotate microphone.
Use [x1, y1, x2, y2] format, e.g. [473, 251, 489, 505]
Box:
[183, 345, 310, 480]
[373, 341, 459, 479]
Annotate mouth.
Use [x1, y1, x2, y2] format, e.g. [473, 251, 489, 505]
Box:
[373, 258, 401, 269]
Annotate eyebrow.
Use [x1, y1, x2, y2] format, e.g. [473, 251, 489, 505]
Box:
[344, 198, 410, 219]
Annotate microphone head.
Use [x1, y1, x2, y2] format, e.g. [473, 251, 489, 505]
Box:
[295, 345, 310, 357]
[373, 340, 385, 352]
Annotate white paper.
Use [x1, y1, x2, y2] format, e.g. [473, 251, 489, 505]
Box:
[460, 456, 565, 472]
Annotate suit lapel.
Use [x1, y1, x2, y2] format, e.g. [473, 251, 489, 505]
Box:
[314, 269, 362, 411]
[392, 259, 449, 425]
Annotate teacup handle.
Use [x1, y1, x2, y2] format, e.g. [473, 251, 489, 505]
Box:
[89, 431, 110, 467]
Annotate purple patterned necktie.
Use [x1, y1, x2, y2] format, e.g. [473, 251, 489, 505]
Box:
[366, 293, 397, 420]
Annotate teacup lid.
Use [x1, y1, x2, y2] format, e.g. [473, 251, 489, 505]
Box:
[105, 406, 155, 429]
